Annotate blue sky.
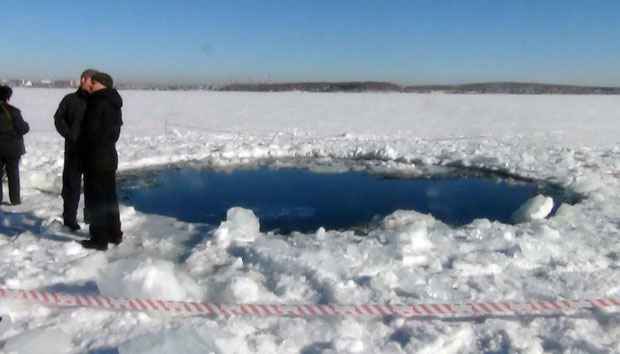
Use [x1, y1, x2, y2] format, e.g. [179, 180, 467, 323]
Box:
[2, 0, 620, 85]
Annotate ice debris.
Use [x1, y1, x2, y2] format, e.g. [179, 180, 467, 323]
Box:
[214, 207, 260, 247]
[512, 195, 554, 223]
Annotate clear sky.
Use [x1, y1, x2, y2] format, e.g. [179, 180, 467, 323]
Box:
[2, 0, 620, 85]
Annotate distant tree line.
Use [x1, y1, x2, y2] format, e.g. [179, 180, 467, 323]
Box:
[218, 81, 620, 94]
[4, 78, 619, 94]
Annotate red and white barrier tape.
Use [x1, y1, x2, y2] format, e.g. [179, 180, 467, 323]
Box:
[1, 288, 618, 319]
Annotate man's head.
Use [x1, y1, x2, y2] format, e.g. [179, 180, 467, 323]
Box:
[0, 85, 12, 102]
[90, 72, 114, 92]
[80, 69, 98, 93]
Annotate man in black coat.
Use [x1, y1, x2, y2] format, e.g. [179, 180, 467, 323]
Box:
[0, 85, 30, 205]
[79, 72, 123, 251]
[54, 69, 98, 230]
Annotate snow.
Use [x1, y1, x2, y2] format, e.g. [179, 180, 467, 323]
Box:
[118, 325, 225, 354]
[3, 327, 73, 354]
[97, 258, 203, 302]
[1, 88, 620, 353]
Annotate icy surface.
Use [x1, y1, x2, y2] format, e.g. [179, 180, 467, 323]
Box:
[0, 89, 620, 353]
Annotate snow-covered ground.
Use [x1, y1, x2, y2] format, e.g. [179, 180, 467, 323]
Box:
[1, 88, 620, 353]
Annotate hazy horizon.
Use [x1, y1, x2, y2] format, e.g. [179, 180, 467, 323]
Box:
[4, 77, 620, 89]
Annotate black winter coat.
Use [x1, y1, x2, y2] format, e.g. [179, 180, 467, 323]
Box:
[54, 89, 88, 153]
[0, 103, 30, 158]
[79, 89, 123, 172]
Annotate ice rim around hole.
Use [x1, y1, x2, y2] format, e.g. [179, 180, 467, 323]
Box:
[116, 157, 585, 235]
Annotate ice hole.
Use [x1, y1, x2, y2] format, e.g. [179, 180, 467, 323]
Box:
[119, 160, 581, 234]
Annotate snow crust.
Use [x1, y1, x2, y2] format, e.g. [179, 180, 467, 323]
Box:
[1, 89, 620, 353]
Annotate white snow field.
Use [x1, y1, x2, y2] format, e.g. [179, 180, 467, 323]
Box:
[1, 88, 620, 353]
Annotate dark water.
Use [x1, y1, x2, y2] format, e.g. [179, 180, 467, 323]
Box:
[119, 165, 564, 233]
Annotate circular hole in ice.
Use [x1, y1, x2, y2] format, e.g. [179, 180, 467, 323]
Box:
[118, 159, 582, 234]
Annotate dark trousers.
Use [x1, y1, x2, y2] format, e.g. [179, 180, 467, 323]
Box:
[0, 156, 20, 205]
[84, 168, 122, 242]
[62, 151, 87, 224]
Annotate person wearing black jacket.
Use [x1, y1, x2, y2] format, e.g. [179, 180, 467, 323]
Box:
[0, 85, 30, 205]
[54, 69, 98, 230]
[79, 73, 123, 251]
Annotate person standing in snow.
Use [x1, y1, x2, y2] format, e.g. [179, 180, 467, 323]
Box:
[79, 72, 123, 250]
[0, 85, 30, 205]
[54, 69, 98, 230]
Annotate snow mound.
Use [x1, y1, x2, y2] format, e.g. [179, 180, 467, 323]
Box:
[119, 324, 250, 354]
[214, 207, 260, 248]
[97, 258, 204, 301]
[518, 225, 563, 264]
[512, 195, 554, 223]
[119, 326, 221, 354]
[222, 276, 261, 303]
[3, 328, 72, 354]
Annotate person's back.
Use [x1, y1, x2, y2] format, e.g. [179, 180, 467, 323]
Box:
[80, 87, 123, 172]
[54, 88, 89, 149]
[0, 102, 29, 157]
[0, 86, 30, 205]
[79, 73, 123, 251]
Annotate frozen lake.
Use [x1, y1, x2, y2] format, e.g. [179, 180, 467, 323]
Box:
[1, 89, 618, 353]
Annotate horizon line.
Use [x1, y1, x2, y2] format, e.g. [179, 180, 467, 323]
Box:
[3, 78, 620, 89]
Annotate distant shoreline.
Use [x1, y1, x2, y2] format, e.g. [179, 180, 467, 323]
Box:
[6, 81, 620, 94]
[218, 81, 620, 95]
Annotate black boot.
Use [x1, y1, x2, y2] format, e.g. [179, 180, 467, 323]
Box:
[109, 236, 123, 245]
[80, 238, 108, 251]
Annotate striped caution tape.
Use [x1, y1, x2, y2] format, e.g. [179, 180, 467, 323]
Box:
[0, 288, 619, 319]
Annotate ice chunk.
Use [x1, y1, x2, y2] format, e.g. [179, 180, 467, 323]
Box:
[512, 195, 554, 223]
[553, 203, 579, 223]
[394, 222, 433, 252]
[119, 327, 221, 354]
[387, 221, 433, 266]
[214, 207, 260, 248]
[222, 276, 261, 303]
[333, 319, 366, 353]
[3, 328, 73, 354]
[334, 337, 365, 353]
[518, 226, 562, 264]
[382, 210, 435, 229]
[97, 258, 203, 301]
